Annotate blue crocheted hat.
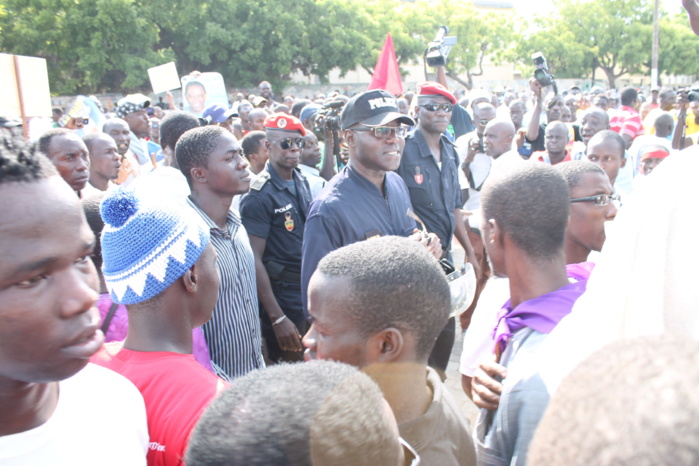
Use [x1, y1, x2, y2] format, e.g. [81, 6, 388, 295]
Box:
[100, 189, 210, 305]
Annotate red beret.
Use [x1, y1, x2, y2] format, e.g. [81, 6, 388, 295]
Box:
[416, 81, 457, 105]
[263, 114, 306, 136]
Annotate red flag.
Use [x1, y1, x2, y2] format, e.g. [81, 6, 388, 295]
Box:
[368, 33, 403, 96]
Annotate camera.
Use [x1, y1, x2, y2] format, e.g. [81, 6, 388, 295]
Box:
[532, 52, 555, 87]
[683, 88, 699, 103]
[424, 26, 457, 68]
[313, 99, 345, 133]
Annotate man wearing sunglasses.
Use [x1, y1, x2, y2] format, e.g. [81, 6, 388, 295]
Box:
[301, 89, 442, 317]
[397, 81, 479, 374]
[240, 114, 312, 363]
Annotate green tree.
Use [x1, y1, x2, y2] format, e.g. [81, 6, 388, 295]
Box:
[397, 0, 515, 89]
[512, 15, 591, 81]
[0, 0, 172, 95]
[146, 0, 381, 91]
[558, 0, 654, 89]
[511, 0, 657, 89]
[657, 12, 699, 79]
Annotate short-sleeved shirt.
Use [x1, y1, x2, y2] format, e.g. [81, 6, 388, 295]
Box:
[525, 124, 547, 153]
[92, 344, 228, 466]
[301, 164, 417, 314]
[610, 105, 644, 141]
[525, 122, 582, 155]
[397, 129, 461, 251]
[240, 163, 312, 275]
[529, 150, 572, 165]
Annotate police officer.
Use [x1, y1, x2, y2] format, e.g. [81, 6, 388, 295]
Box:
[240, 114, 312, 363]
[397, 82, 478, 374]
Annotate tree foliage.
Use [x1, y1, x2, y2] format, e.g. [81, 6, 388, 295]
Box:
[511, 0, 699, 88]
[0, 0, 172, 95]
[657, 12, 699, 79]
[2, 0, 696, 95]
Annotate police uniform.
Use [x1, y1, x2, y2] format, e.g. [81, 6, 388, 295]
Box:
[398, 82, 464, 374]
[398, 129, 462, 253]
[240, 162, 312, 362]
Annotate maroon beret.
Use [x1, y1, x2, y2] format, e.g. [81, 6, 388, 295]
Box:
[263, 113, 306, 136]
[416, 82, 457, 105]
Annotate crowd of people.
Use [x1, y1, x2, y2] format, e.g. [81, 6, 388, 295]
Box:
[3, 6, 699, 463]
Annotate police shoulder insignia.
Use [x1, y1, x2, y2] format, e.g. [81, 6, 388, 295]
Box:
[250, 171, 270, 191]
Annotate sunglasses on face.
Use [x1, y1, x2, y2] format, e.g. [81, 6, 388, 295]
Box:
[353, 126, 409, 139]
[478, 119, 491, 126]
[570, 193, 620, 207]
[274, 137, 306, 150]
[419, 103, 454, 112]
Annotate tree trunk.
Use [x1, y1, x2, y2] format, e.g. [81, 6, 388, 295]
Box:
[601, 66, 616, 89]
[446, 71, 472, 90]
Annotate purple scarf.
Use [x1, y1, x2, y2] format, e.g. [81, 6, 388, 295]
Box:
[492, 262, 594, 355]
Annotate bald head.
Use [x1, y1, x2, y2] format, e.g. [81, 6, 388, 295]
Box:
[483, 119, 515, 158]
[545, 121, 569, 158]
[248, 109, 268, 132]
[580, 109, 610, 145]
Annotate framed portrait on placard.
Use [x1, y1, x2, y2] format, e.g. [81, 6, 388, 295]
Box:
[181, 73, 228, 117]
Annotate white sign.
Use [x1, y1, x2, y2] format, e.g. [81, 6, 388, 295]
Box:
[148, 62, 181, 94]
[0, 53, 52, 118]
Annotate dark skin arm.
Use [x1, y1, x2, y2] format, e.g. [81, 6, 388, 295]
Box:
[527, 78, 543, 141]
[454, 208, 481, 279]
[461, 135, 481, 181]
[622, 133, 634, 150]
[318, 128, 337, 181]
[431, 66, 480, 276]
[247, 234, 303, 352]
[672, 91, 693, 150]
[683, 0, 699, 36]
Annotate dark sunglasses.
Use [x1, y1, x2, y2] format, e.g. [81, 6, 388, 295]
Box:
[352, 126, 409, 139]
[274, 137, 306, 150]
[419, 103, 453, 112]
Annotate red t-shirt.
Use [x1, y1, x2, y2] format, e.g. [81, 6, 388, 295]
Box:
[92, 343, 228, 466]
[610, 105, 644, 141]
[530, 150, 572, 165]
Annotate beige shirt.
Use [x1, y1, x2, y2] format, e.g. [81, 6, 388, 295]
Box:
[399, 368, 476, 466]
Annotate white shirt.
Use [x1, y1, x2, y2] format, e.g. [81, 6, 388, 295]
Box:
[298, 164, 327, 199]
[0, 364, 149, 465]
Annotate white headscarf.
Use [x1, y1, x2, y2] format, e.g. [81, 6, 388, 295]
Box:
[538, 146, 699, 392]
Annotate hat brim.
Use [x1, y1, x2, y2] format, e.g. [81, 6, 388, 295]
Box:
[359, 112, 415, 128]
[265, 127, 307, 137]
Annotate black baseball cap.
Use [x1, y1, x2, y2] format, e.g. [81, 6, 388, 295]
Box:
[341, 89, 415, 131]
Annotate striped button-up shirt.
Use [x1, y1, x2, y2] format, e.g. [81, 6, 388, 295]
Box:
[187, 197, 264, 380]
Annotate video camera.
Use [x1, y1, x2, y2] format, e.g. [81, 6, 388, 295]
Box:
[532, 52, 555, 88]
[424, 26, 457, 68]
[679, 87, 699, 103]
[313, 99, 345, 133]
